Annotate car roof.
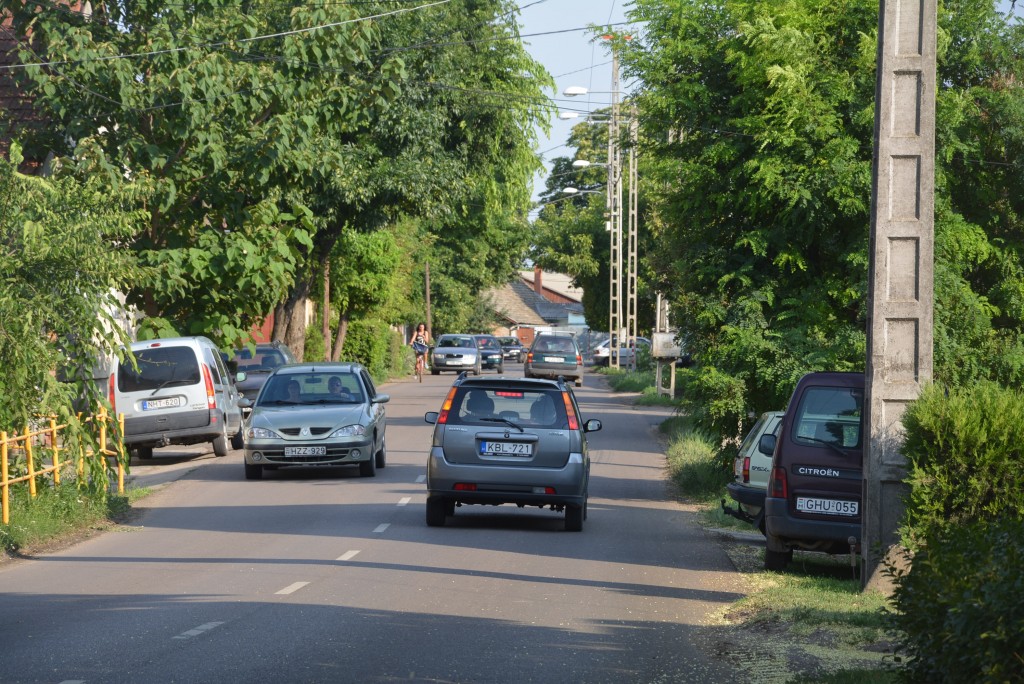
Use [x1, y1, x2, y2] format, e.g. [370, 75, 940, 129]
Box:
[473, 334, 497, 338]
[272, 362, 363, 374]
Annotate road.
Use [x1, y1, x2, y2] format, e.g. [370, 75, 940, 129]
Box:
[0, 367, 744, 683]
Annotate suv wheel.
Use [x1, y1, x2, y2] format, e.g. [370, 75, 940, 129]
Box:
[426, 496, 448, 527]
[132, 446, 154, 460]
[565, 504, 584, 532]
[496, 364, 504, 374]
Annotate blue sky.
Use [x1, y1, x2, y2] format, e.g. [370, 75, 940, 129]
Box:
[516, 0, 630, 200]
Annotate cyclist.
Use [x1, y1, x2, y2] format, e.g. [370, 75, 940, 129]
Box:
[409, 323, 431, 379]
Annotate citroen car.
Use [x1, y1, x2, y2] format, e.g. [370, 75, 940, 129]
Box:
[423, 374, 601, 531]
[242, 362, 389, 480]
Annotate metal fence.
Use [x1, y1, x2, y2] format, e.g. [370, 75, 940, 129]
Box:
[1, 410, 126, 525]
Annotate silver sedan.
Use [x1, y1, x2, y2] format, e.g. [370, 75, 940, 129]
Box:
[242, 363, 389, 480]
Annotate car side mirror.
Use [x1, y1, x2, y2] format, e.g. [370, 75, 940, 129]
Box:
[584, 419, 602, 433]
[758, 433, 777, 456]
[372, 393, 391, 404]
[235, 371, 247, 384]
[238, 397, 252, 409]
[424, 411, 439, 425]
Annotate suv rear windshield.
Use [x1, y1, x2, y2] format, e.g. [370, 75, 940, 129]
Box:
[792, 386, 863, 450]
[532, 336, 577, 354]
[448, 387, 568, 429]
[118, 347, 201, 392]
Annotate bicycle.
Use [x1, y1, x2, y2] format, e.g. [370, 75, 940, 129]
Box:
[413, 343, 429, 382]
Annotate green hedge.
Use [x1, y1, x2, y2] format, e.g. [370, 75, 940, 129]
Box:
[339, 319, 409, 382]
[887, 382, 1024, 683]
[888, 518, 1024, 683]
[899, 381, 1024, 545]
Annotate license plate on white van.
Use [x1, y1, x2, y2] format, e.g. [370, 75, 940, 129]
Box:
[142, 397, 182, 411]
[797, 497, 859, 516]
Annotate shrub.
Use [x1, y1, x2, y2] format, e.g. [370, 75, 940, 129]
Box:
[339, 318, 392, 379]
[887, 518, 1024, 683]
[900, 381, 1024, 546]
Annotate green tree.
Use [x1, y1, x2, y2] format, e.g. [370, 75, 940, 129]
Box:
[0, 146, 145, 488]
[620, 0, 1024, 436]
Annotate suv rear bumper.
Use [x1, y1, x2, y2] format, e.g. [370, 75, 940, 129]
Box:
[427, 447, 588, 506]
[764, 497, 861, 546]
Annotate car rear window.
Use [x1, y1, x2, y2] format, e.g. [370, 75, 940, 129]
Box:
[448, 388, 568, 429]
[233, 348, 288, 373]
[792, 387, 863, 450]
[533, 337, 577, 354]
[118, 347, 201, 392]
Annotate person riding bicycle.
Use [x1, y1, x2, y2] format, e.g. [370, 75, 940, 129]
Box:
[409, 323, 431, 374]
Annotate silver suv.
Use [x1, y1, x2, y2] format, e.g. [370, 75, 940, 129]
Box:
[424, 375, 601, 531]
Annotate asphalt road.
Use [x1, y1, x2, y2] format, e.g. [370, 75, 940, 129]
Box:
[0, 366, 744, 683]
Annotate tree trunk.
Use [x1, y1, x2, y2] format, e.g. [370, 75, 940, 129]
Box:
[274, 274, 313, 362]
[331, 310, 350, 362]
[322, 261, 331, 361]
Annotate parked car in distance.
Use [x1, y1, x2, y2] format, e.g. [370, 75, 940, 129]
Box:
[498, 336, 527, 363]
[592, 336, 651, 367]
[231, 341, 297, 399]
[431, 334, 482, 375]
[763, 372, 865, 570]
[111, 336, 246, 459]
[524, 332, 583, 387]
[242, 362, 389, 480]
[722, 411, 785, 533]
[473, 334, 504, 373]
[423, 374, 601, 530]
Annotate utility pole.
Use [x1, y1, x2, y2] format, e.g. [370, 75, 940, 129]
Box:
[863, 0, 937, 590]
[625, 106, 639, 370]
[607, 43, 623, 369]
[424, 261, 432, 336]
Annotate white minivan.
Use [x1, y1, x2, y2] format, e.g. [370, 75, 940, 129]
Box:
[110, 337, 246, 459]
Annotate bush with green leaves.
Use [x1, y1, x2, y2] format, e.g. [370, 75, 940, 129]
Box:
[887, 518, 1024, 683]
[339, 319, 404, 382]
[899, 381, 1024, 547]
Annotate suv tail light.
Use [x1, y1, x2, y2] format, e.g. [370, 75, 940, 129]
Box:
[576, 353, 582, 364]
[202, 364, 216, 409]
[526, 352, 533, 362]
[437, 385, 458, 424]
[742, 456, 751, 483]
[768, 466, 788, 499]
[561, 391, 579, 430]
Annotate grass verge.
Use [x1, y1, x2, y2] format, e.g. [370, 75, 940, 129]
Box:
[0, 481, 146, 557]
[655, 410, 901, 682]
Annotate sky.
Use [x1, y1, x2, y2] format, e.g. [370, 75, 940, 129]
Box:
[515, 0, 632, 202]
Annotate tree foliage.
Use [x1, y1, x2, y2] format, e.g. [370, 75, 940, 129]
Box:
[618, 0, 1024, 436]
[0, 146, 144, 485]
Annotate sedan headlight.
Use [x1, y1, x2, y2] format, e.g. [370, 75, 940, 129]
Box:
[331, 425, 366, 438]
[248, 426, 281, 439]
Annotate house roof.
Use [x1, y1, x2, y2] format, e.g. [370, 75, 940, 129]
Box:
[518, 269, 583, 303]
[485, 280, 583, 326]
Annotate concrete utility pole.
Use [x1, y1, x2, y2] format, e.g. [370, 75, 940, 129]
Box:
[607, 45, 623, 369]
[863, 0, 937, 590]
[625, 107, 639, 371]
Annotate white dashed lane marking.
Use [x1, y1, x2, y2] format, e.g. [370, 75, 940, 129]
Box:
[275, 582, 310, 595]
[415, 475, 426, 483]
[172, 621, 225, 640]
[373, 523, 390, 533]
[337, 550, 360, 561]
[397, 497, 411, 507]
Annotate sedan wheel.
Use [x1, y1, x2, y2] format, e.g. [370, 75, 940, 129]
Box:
[359, 453, 376, 477]
[231, 429, 244, 451]
[375, 436, 387, 468]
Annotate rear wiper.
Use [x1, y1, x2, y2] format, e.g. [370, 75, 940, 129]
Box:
[149, 378, 191, 396]
[480, 417, 524, 432]
[802, 436, 853, 458]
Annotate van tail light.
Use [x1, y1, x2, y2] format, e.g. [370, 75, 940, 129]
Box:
[202, 364, 216, 409]
[561, 391, 579, 430]
[108, 373, 116, 415]
[768, 466, 788, 499]
[437, 385, 458, 424]
[742, 456, 751, 483]
[576, 353, 583, 364]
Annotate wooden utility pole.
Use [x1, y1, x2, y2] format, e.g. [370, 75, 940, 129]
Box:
[863, 0, 937, 590]
[424, 261, 432, 334]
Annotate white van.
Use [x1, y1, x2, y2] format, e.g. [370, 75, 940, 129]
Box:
[110, 337, 246, 459]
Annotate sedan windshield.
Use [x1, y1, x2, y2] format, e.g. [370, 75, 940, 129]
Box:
[258, 372, 364, 406]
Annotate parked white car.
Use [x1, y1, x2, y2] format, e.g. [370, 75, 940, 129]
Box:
[591, 337, 651, 367]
